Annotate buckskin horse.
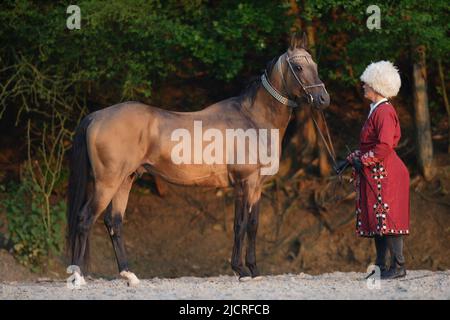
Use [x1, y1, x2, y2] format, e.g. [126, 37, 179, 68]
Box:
[66, 34, 330, 287]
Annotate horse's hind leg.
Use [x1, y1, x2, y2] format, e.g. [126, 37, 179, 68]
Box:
[70, 181, 119, 286]
[104, 174, 139, 286]
[231, 181, 251, 281]
[245, 199, 261, 279]
[71, 198, 93, 268]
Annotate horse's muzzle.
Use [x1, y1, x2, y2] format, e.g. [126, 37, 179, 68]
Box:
[314, 92, 330, 110]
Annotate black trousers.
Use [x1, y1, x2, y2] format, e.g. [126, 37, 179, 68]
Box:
[374, 235, 405, 269]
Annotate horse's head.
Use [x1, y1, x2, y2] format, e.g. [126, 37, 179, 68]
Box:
[282, 33, 330, 110]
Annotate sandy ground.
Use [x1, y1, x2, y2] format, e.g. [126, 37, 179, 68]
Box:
[1, 270, 449, 300]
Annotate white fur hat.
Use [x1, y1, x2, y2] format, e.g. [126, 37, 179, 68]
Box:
[360, 61, 401, 98]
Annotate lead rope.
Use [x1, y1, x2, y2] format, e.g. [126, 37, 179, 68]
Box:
[310, 107, 338, 170]
[320, 110, 336, 160]
[309, 107, 349, 202]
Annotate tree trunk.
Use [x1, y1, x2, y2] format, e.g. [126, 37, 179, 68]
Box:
[288, 0, 302, 33]
[304, 1, 332, 177]
[306, 24, 316, 58]
[293, 107, 317, 166]
[437, 59, 450, 153]
[412, 45, 434, 180]
[288, 0, 331, 176]
[316, 116, 332, 176]
[286, 0, 332, 177]
[305, 20, 332, 176]
[287, 0, 314, 171]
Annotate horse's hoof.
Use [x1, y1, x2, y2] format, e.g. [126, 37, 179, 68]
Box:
[252, 276, 263, 281]
[120, 271, 140, 287]
[238, 276, 252, 282]
[66, 265, 86, 289]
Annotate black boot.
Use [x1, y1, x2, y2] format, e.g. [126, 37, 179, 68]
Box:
[365, 236, 388, 279]
[381, 264, 406, 279]
[381, 235, 406, 280]
[374, 235, 388, 272]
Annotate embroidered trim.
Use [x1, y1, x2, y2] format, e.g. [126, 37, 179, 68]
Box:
[354, 162, 405, 237]
[372, 163, 388, 235]
[360, 150, 381, 166]
[356, 229, 409, 237]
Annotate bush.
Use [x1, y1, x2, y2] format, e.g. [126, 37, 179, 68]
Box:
[0, 175, 66, 271]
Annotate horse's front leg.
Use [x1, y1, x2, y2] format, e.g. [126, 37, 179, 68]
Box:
[231, 184, 251, 281]
[245, 199, 262, 279]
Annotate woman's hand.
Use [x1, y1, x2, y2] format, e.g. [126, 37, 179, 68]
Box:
[346, 150, 361, 164]
[346, 150, 362, 173]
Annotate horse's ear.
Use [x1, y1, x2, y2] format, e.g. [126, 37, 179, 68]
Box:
[300, 32, 308, 50]
[289, 33, 299, 50]
[289, 32, 307, 50]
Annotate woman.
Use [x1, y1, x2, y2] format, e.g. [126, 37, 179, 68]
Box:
[347, 61, 410, 279]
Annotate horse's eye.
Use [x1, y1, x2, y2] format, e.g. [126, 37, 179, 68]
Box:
[295, 65, 302, 72]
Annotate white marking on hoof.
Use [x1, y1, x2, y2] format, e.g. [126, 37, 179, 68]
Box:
[238, 276, 252, 282]
[120, 271, 140, 287]
[252, 276, 263, 281]
[66, 265, 86, 289]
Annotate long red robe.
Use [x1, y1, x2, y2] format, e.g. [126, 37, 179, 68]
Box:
[353, 101, 410, 237]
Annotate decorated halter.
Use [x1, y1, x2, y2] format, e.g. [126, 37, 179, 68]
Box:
[261, 52, 327, 107]
[261, 72, 298, 107]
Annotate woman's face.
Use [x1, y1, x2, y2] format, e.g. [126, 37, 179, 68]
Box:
[363, 83, 382, 102]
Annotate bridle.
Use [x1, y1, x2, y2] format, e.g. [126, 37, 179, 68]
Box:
[261, 52, 338, 171]
[261, 52, 328, 107]
[285, 53, 328, 105]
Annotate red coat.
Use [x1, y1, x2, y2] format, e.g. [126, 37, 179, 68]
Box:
[350, 101, 410, 237]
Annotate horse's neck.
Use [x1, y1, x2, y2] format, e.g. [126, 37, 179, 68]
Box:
[243, 79, 293, 137]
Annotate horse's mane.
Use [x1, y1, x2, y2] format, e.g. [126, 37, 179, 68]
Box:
[238, 56, 278, 109]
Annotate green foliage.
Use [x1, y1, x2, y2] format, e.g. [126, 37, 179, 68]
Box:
[0, 0, 290, 102]
[304, 0, 449, 86]
[0, 0, 447, 101]
[1, 176, 66, 271]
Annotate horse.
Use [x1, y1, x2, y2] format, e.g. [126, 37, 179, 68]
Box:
[66, 34, 330, 287]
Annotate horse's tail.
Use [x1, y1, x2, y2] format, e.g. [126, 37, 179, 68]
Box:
[66, 116, 93, 267]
